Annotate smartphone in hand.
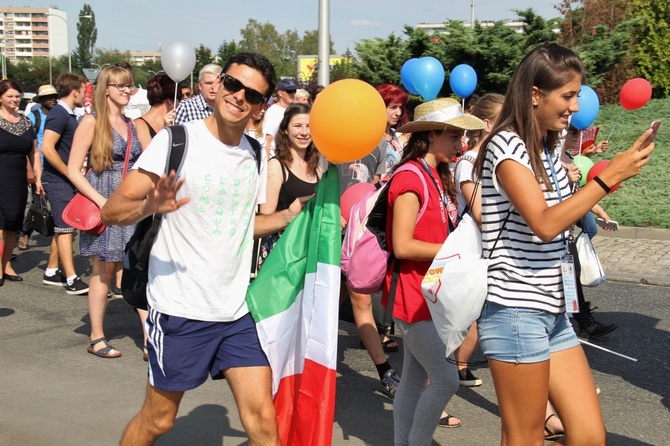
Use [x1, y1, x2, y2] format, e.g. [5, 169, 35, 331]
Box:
[641, 120, 661, 150]
[596, 217, 619, 231]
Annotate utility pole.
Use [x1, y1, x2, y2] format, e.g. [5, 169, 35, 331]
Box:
[318, 0, 330, 87]
[471, 0, 476, 27]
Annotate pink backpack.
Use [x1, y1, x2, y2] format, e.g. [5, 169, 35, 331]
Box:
[342, 163, 429, 294]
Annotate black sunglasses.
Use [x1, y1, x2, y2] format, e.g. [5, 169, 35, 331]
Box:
[221, 73, 267, 105]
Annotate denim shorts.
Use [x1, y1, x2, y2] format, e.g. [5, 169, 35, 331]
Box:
[477, 301, 580, 364]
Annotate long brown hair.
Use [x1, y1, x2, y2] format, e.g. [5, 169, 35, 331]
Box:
[274, 103, 319, 177]
[394, 130, 457, 205]
[466, 93, 505, 150]
[89, 66, 133, 173]
[474, 44, 584, 189]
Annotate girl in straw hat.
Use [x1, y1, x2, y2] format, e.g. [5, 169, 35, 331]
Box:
[381, 97, 485, 444]
[473, 43, 654, 445]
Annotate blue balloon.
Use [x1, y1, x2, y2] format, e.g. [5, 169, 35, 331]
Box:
[571, 85, 600, 130]
[410, 57, 445, 101]
[449, 64, 477, 98]
[400, 58, 420, 95]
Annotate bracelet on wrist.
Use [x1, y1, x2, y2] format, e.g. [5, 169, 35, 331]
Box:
[593, 176, 611, 194]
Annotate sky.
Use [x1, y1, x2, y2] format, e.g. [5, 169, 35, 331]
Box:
[22, 1, 561, 54]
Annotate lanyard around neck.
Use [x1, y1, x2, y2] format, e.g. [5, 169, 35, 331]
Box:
[418, 157, 454, 231]
[544, 144, 567, 248]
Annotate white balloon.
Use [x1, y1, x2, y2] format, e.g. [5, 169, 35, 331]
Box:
[161, 41, 196, 82]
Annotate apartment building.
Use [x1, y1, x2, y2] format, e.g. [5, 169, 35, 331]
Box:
[0, 6, 68, 63]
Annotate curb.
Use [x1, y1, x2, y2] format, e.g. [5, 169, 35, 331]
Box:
[597, 225, 670, 241]
[604, 274, 670, 288]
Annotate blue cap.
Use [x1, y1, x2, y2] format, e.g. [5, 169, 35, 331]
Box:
[277, 78, 297, 91]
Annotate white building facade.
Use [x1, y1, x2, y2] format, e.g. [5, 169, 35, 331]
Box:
[0, 6, 68, 63]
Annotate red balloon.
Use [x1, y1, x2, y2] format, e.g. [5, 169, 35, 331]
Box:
[620, 78, 652, 111]
[340, 182, 376, 223]
[586, 160, 620, 194]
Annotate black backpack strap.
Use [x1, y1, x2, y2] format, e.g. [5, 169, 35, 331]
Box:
[165, 125, 188, 179]
[244, 134, 262, 173]
[383, 256, 401, 333]
[31, 109, 41, 134]
[245, 134, 263, 280]
[143, 125, 188, 262]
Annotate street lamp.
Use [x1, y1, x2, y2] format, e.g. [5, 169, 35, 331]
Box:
[47, 13, 93, 72]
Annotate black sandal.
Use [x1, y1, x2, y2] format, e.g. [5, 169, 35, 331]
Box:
[86, 337, 122, 358]
[544, 414, 565, 441]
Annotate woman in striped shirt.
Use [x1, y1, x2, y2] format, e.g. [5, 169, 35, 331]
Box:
[473, 43, 655, 445]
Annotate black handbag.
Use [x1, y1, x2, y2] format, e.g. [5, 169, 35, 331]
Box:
[28, 194, 54, 236]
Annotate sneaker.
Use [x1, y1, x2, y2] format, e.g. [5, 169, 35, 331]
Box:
[43, 270, 67, 287]
[458, 368, 482, 387]
[111, 286, 123, 298]
[64, 277, 89, 295]
[381, 368, 400, 400]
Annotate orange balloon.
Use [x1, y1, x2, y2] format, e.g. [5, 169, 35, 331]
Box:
[311, 79, 387, 163]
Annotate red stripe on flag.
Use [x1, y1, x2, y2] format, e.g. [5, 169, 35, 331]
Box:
[274, 359, 337, 446]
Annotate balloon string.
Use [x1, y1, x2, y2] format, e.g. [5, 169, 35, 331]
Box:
[606, 109, 625, 142]
[578, 131, 583, 156]
[173, 82, 178, 113]
[462, 98, 465, 111]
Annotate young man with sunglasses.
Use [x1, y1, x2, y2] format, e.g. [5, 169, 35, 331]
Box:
[103, 52, 307, 445]
[174, 63, 222, 124]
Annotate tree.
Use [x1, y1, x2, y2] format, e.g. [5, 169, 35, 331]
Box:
[193, 44, 215, 79]
[72, 4, 97, 72]
[515, 9, 561, 50]
[353, 33, 409, 87]
[297, 30, 335, 56]
[631, 0, 670, 96]
[217, 40, 237, 65]
[236, 19, 326, 79]
[556, 0, 638, 103]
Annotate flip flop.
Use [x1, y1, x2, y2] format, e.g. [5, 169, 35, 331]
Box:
[438, 414, 461, 428]
[382, 339, 399, 353]
[544, 414, 565, 441]
[18, 235, 29, 250]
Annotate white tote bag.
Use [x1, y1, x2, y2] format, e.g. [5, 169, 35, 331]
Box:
[575, 232, 606, 287]
[421, 213, 488, 357]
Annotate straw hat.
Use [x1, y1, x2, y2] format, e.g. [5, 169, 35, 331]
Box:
[396, 98, 485, 133]
[33, 84, 58, 102]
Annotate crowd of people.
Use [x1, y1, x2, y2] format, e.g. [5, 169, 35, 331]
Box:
[0, 43, 656, 445]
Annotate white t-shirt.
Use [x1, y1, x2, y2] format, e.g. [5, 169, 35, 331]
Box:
[124, 87, 150, 120]
[262, 103, 287, 157]
[455, 150, 477, 214]
[133, 120, 267, 321]
[481, 131, 571, 314]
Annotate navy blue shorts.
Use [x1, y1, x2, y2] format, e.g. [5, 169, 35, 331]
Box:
[146, 309, 269, 392]
[42, 179, 75, 231]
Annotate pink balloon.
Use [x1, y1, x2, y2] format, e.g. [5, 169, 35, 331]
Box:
[586, 160, 620, 194]
[340, 182, 376, 223]
[620, 78, 652, 111]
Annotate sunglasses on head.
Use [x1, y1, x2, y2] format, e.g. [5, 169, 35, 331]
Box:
[221, 73, 267, 105]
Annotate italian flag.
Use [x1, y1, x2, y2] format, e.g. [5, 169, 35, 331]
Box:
[246, 166, 341, 446]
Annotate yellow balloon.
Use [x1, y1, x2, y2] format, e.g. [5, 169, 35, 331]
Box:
[311, 79, 387, 164]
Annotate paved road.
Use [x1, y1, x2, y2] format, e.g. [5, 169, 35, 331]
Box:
[0, 230, 668, 445]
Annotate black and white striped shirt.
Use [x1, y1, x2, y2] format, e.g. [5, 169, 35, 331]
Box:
[481, 131, 571, 314]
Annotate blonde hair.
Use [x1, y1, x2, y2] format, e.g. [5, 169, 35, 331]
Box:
[89, 66, 133, 173]
[294, 88, 310, 103]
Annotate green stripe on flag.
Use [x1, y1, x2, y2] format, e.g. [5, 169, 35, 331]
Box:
[246, 166, 341, 322]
